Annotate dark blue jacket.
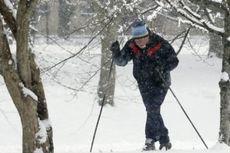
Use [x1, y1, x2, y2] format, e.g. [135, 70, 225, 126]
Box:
[113, 32, 179, 88]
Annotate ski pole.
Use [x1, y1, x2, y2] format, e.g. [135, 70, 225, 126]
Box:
[156, 69, 209, 149]
[90, 59, 114, 152]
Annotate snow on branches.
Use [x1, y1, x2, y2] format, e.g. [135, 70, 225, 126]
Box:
[165, 0, 225, 36]
[19, 82, 38, 101]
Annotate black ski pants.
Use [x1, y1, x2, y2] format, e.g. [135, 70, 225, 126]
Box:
[138, 82, 169, 144]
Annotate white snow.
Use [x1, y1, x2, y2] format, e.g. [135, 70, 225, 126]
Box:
[0, 36, 229, 153]
[227, 37, 230, 41]
[33, 148, 43, 153]
[211, 0, 223, 3]
[40, 0, 49, 4]
[8, 60, 12, 65]
[221, 72, 229, 81]
[19, 82, 38, 101]
[147, 8, 161, 21]
[36, 119, 47, 144]
[41, 118, 52, 129]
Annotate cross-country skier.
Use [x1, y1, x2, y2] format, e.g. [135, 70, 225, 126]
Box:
[110, 19, 179, 151]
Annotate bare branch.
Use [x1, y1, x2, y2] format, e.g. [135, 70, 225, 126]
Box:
[141, 5, 160, 15]
[0, 15, 22, 109]
[187, 37, 214, 66]
[0, 16, 14, 69]
[42, 15, 116, 73]
[189, 0, 229, 14]
[0, 0, 17, 37]
[204, 8, 215, 24]
[170, 29, 187, 44]
[176, 26, 192, 55]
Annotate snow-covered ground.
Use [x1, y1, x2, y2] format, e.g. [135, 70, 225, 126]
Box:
[0, 36, 230, 153]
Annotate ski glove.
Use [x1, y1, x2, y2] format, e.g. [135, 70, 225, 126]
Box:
[110, 40, 120, 56]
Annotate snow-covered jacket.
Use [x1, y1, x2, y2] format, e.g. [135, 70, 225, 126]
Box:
[113, 32, 179, 87]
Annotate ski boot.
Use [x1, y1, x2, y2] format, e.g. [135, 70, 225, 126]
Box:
[159, 142, 172, 150]
[142, 138, 155, 151]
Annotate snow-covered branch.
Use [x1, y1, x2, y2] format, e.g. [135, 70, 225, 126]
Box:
[165, 0, 224, 36]
[19, 82, 38, 101]
[189, 0, 228, 13]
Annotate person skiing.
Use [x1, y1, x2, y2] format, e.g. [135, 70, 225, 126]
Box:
[110, 19, 179, 151]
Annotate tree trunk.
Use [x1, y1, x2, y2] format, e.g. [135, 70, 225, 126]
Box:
[44, 2, 50, 43]
[16, 1, 32, 88]
[219, 9, 230, 146]
[0, 1, 54, 152]
[58, 0, 74, 38]
[0, 16, 39, 152]
[97, 28, 116, 106]
[30, 50, 54, 153]
[4, 76, 39, 153]
[93, 0, 117, 106]
[209, 16, 224, 58]
[209, 32, 223, 58]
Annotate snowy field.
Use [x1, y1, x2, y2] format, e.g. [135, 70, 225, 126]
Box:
[0, 36, 230, 153]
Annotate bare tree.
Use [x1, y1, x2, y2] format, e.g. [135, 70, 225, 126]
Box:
[91, 0, 117, 106]
[0, 0, 54, 152]
[165, 0, 230, 146]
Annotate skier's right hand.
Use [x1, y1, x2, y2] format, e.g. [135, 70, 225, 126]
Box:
[110, 41, 120, 56]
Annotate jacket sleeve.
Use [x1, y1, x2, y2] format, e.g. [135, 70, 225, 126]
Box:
[156, 35, 179, 72]
[112, 41, 133, 66]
